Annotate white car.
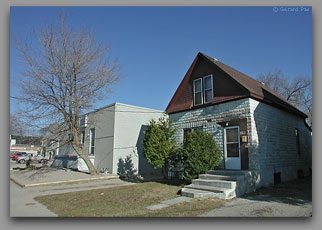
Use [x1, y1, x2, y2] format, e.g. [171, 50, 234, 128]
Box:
[16, 155, 49, 164]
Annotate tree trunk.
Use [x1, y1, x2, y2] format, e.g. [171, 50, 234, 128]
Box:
[72, 142, 98, 175]
[162, 159, 168, 179]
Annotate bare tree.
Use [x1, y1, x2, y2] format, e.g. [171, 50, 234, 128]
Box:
[10, 113, 26, 136]
[14, 14, 120, 175]
[257, 70, 312, 127]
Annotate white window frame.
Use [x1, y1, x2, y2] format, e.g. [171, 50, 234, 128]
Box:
[193, 74, 214, 106]
[89, 128, 95, 155]
[193, 78, 203, 106]
[81, 130, 85, 144]
[203, 74, 213, 104]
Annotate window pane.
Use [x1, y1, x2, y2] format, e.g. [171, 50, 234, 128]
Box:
[195, 92, 202, 105]
[183, 129, 191, 143]
[227, 143, 239, 157]
[81, 131, 85, 144]
[204, 76, 212, 89]
[194, 79, 201, 92]
[91, 129, 95, 146]
[204, 89, 213, 103]
[90, 128, 95, 155]
[226, 128, 238, 142]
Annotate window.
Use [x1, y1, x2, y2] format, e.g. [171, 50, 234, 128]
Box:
[203, 75, 213, 103]
[183, 127, 203, 143]
[81, 130, 85, 144]
[295, 128, 300, 154]
[193, 74, 213, 106]
[193, 78, 203, 106]
[79, 115, 88, 127]
[89, 128, 95, 155]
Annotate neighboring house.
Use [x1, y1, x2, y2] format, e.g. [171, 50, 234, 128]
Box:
[52, 102, 164, 178]
[166, 52, 312, 190]
[39, 125, 62, 159]
[43, 140, 60, 159]
[10, 135, 43, 156]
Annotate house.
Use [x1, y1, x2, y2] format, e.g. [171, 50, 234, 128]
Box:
[166, 52, 312, 198]
[52, 102, 164, 178]
[10, 135, 43, 156]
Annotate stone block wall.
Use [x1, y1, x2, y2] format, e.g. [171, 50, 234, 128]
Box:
[169, 97, 312, 188]
[169, 98, 252, 167]
[249, 98, 312, 187]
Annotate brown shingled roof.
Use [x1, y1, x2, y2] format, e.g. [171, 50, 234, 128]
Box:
[166, 52, 307, 118]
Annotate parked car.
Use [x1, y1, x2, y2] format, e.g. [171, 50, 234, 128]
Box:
[16, 155, 49, 164]
[11, 152, 28, 161]
[33, 155, 50, 163]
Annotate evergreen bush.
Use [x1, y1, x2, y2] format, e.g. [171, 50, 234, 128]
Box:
[180, 129, 222, 181]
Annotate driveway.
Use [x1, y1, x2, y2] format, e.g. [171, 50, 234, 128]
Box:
[200, 177, 312, 217]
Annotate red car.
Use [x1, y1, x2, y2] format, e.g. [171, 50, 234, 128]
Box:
[11, 152, 28, 161]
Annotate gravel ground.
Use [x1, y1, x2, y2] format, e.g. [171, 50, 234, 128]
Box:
[200, 177, 312, 217]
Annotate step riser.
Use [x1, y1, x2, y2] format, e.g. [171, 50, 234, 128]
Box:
[185, 184, 226, 193]
[182, 186, 235, 199]
[192, 180, 235, 189]
[208, 170, 252, 177]
[199, 174, 236, 181]
[181, 189, 225, 199]
[181, 191, 216, 199]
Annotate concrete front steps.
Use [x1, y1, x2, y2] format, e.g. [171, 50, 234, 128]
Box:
[181, 170, 256, 199]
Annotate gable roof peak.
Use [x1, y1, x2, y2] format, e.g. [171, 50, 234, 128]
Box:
[166, 52, 307, 118]
[199, 52, 219, 62]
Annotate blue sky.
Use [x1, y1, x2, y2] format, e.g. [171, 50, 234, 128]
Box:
[10, 6, 312, 113]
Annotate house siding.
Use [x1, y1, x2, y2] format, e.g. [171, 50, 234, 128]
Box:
[169, 97, 312, 188]
[113, 103, 164, 177]
[249, 98, 312, 187]
[169, 98, 252, 168]
[82, 104, 116, 172]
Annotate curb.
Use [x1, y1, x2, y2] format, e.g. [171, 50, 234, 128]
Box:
[10, 175, 119, 188]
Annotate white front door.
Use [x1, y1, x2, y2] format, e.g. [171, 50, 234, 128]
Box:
[224, 126, 241, 170]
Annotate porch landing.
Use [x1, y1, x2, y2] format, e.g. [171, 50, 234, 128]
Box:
[181, 170, 257, 199]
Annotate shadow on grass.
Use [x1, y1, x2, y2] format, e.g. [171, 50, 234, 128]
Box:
[242, 176, 312, 206]
[118, 175, 188, 186]
[144, 178, 189, 187]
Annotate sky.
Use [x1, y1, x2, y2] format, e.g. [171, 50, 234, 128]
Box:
[10, 6, 312, 114]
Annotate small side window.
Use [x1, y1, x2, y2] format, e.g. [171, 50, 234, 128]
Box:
[81, 130, 85, 144]
[295, 128, 300, 155]
[89, 128, 95, 155]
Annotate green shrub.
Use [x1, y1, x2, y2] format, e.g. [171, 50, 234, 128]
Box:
[180, 130, 222, 181]
[143, 116, 177, 177]
[26, 159, 31, 168]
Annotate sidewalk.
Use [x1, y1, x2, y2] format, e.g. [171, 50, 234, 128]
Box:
[10, 167, 119, 187]
[10, 181, 58, 217]
[10, 167, 131, 217]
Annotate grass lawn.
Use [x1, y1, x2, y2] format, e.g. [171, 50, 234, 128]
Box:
[35, 181, 226, 217]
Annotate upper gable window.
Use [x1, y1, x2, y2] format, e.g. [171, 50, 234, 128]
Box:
[193, 74, 213, 106]
[193, 78, 203, 106]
